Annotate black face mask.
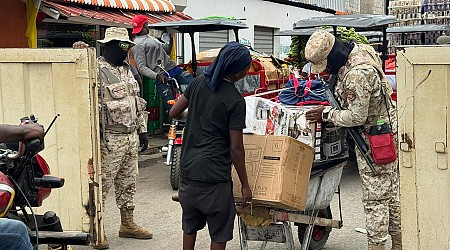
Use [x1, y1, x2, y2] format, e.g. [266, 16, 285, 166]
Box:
[326, 39, 355, 74]
[103, 41, 128, 66]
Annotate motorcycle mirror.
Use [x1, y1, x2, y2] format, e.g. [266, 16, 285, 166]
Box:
[161, 32, 171, 44]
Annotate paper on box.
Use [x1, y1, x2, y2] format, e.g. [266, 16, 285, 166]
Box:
[244, 96, 317, 147]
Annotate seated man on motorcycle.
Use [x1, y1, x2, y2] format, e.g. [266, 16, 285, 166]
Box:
[131, 14, 194, 114]
[0, 123, 44, 250]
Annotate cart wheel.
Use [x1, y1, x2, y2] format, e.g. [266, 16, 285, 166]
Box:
[297, 206, 332, 250]
[170, 145, 181, 190]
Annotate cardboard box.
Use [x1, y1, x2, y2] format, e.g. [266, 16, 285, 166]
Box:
[196, 48, 221, 62]
[244, 97, 348, 161]
[244, 97, 316, 147]
[232, 135, 314, 211]
[243, 97, 289, 137]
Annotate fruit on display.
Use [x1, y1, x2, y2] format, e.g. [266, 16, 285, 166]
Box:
[338, 27, 369, 44]
[285, 28, 369, 69]
[286, 36, 309, 69]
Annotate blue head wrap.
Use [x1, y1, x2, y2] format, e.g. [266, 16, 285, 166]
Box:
[204, 42, 252, 92]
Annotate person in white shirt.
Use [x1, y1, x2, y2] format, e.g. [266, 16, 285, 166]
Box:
[300, 62, 312, 79]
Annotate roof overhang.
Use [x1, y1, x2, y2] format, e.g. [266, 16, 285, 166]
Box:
[59, 0, 176, 12]
[294, 14, 398, 31]
[262, 0, 340, 14]
[275, 28, 340, 36]
[150, 19, 248, 33]
[40, 0, 192, 27]
[387, 24, 450, 33]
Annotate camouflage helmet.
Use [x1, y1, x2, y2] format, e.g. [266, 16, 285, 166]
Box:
[305, 29, 335, 74]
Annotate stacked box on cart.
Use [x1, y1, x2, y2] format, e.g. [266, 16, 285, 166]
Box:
[232, 135, 314, 211]
[244, 97, 348, 161]
[244, 96, 288, 137]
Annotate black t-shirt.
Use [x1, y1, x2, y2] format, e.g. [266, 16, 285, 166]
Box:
[180, 75, 246, 182]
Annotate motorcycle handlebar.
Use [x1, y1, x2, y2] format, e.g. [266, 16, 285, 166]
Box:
[29, 231, 90, 245]
[7, 139, 42, 160]
[34, 175, 65, 189]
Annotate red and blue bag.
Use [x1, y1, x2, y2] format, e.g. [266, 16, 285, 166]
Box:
[277, 75, 328, 106]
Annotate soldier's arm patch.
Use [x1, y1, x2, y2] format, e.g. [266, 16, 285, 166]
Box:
[346, 90, 357, 102]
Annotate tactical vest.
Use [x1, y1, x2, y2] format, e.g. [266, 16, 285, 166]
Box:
[99, 66, 145, 133]
[340, 44, 394, 129]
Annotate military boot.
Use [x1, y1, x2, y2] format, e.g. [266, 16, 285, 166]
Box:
[119, 208, 153, 239]
[93, 236, 109, 249]
[391, 234, 402, 250]
[368, 244, 385, 250]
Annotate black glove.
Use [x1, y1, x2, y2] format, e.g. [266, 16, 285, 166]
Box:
[139, 133, 149, 152]
[156, 73, 168, 83]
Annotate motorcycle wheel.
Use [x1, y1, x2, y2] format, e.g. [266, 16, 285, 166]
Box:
[170, 145, 181, 190]
[297, 206, 332, 250]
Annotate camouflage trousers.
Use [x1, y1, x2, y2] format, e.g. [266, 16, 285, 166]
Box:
[356, 150, 401, 246]
[100, 131, 139, 210]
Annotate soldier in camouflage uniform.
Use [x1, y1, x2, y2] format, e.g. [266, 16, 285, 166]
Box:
[304, 30, 401, 250]
[94, 27, 152, 249]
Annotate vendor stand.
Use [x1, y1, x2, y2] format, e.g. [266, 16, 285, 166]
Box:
[150, 19, 290, 98]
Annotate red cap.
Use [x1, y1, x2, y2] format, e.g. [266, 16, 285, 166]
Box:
[132, 15, 148, 34]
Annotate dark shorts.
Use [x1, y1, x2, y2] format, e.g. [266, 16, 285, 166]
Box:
[179, 179, 236, 243]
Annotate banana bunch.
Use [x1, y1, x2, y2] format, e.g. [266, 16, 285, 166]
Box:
[240, 214, 273, 228]
[338, 27, 369, 44]
[287, 36, 309, 68]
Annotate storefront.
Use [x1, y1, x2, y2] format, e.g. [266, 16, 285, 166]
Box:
[1, 0, 191, 48]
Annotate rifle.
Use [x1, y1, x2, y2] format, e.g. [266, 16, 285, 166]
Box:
[323, 77, 378, 175]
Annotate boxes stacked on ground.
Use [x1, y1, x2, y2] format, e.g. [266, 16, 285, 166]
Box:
[244, 96, 348, 161]
[232, 134, 314, 211]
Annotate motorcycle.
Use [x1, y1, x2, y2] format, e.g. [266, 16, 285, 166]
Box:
[156, 61, 188, 190]
[0, 114, 89, 249]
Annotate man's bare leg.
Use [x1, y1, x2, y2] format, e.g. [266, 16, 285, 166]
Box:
[183, 232, 197, 250]
[211, 241, 226, 250]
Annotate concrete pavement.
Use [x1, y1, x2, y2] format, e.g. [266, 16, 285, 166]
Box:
[72, 149, 393, 250]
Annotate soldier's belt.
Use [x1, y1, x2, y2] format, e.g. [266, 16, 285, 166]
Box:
[105, 124, 137, 134]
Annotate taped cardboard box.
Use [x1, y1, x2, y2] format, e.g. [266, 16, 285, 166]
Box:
[232, 135, 314, 211]
[244, 97, 348, 161]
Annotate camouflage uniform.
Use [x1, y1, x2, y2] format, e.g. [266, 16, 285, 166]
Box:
[305, 30, 401, 248]
[98, 57, 147, 210]
[327, 45, 401, 246]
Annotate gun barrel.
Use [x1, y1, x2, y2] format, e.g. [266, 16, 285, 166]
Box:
[324, 85, 378, 174]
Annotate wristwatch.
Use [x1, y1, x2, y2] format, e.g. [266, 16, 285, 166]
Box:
[322, 106, 333, 122]
[322, 110, 329, 121]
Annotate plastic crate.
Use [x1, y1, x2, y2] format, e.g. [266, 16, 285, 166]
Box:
[143, 77, 160, 108]
[147, 120, 162, 134]
[146, 94, 160, 108]
[147, 107, 160, 120]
